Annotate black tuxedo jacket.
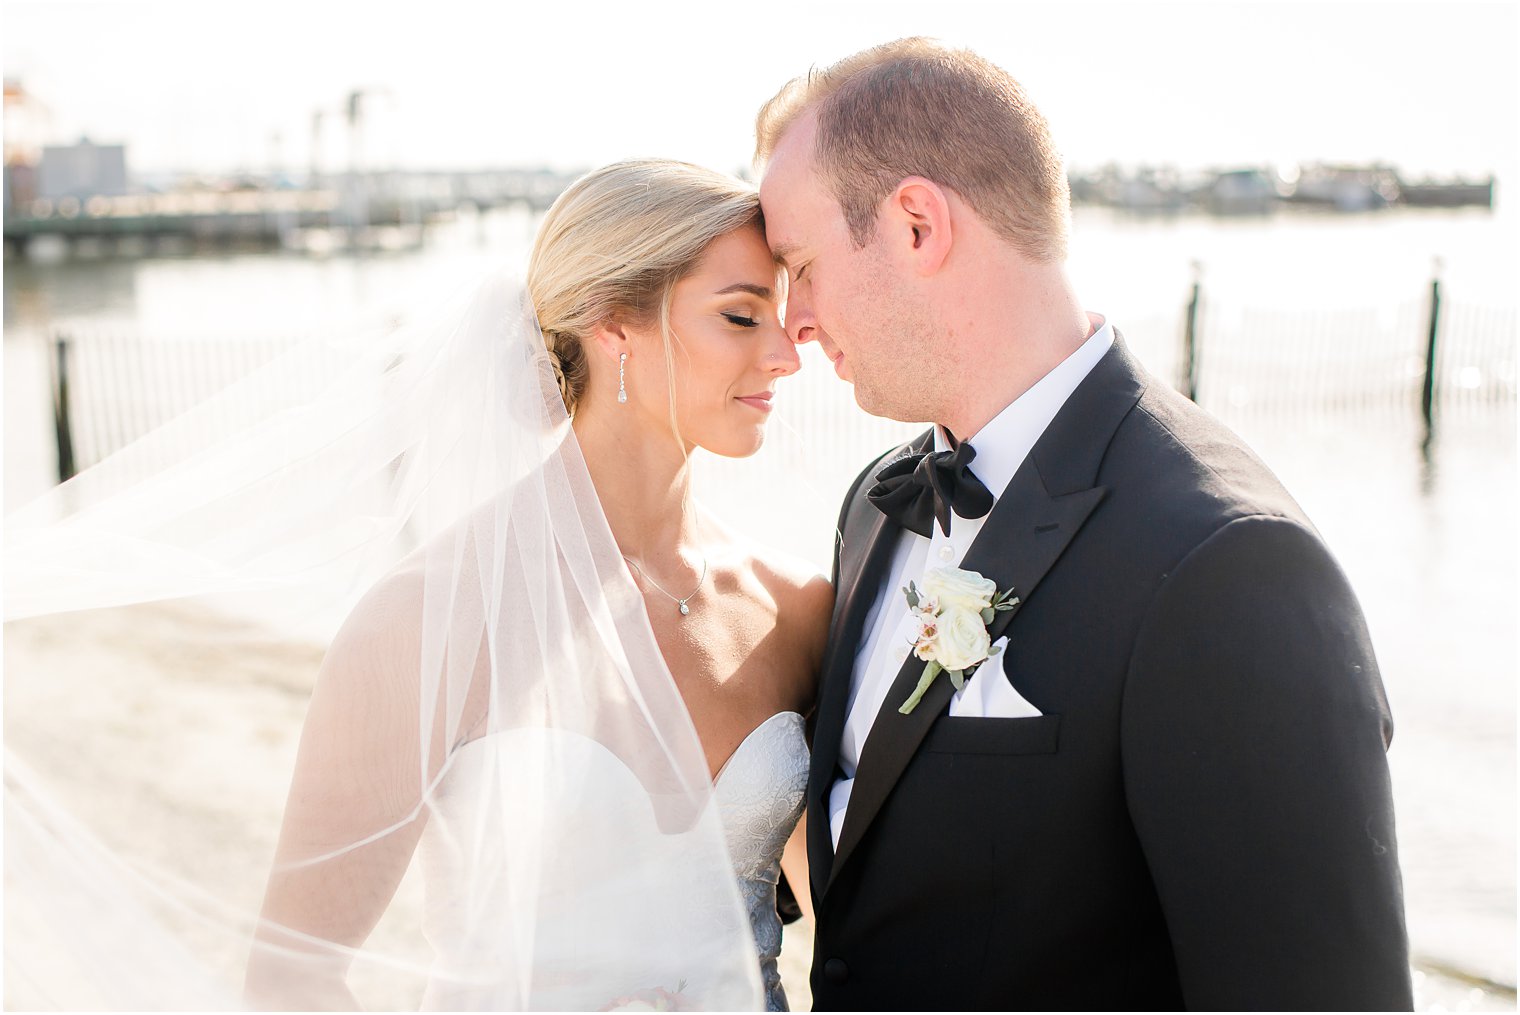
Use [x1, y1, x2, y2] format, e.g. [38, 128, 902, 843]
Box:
[807, 336, 1411, 1011]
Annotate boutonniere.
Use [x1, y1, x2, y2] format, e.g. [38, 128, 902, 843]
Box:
[899, 565, 1020, 714]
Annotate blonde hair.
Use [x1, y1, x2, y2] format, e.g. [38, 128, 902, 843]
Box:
[755, 37, 1070, 262]
[528, 159, 762, 416]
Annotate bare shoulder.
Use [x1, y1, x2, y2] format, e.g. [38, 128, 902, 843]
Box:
[318, 563, 429, 696]
[756, 555, 834, 654]
[329, 502, 490, 666]
[720, 528, 834, 708]
[334, 564, 425, 649]
[712, 522, 832, 620]
[758, 548, 831, 710]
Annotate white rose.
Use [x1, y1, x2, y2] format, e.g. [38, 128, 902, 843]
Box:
[919, 566, 997, 613]
[933, 606, 992, 672]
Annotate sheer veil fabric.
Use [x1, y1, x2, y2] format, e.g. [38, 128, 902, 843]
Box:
[3, 276, 765, 1010]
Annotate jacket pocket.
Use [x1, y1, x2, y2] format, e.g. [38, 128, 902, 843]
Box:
[921, 714, 1062, 756]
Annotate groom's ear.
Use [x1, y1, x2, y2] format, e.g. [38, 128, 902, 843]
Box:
[888, 177, 953, 276]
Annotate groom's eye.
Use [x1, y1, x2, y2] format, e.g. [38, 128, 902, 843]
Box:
[722, 313, 760, 328]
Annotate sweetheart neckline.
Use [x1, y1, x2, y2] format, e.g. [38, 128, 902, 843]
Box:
[444, 712, 805, 788]
[713, 710, 804, 786]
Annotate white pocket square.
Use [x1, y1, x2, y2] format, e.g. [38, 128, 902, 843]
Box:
[948, 637, 1044, 719]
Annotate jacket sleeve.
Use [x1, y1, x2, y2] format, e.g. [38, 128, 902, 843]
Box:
[1121, 514, 1412, 1011]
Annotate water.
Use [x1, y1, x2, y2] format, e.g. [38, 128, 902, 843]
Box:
[4, 203, 1515, 995]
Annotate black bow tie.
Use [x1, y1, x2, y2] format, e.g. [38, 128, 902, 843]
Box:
[867, 441, 995, 538]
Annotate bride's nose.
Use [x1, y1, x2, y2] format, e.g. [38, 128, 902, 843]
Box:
[764, 323, 801, 376]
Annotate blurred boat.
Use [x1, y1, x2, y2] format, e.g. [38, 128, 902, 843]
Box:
[1285, 163, 1400, 212]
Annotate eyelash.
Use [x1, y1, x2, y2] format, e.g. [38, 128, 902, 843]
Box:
[722, 313, 760, 328]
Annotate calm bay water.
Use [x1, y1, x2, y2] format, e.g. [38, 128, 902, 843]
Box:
[4, 202, 1515, 995]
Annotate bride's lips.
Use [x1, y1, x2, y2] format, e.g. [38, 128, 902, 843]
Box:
[736, 391, 775, 412]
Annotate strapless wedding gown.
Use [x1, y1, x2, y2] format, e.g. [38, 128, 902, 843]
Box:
[416, 712, 809, 1011]
[714, 710, 809, 1011]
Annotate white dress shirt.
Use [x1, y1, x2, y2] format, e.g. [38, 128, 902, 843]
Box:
[828, 317, 1115, 849]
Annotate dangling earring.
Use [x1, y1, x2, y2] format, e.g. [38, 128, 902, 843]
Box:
[618, 352, 628, 404]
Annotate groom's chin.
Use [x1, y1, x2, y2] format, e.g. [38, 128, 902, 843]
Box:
[852, 386, 922, 426]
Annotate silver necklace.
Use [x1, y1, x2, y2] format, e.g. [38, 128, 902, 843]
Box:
[623, 552, 708, 617]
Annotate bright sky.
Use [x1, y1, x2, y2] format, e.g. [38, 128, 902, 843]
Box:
[3, 0, 1516, 180]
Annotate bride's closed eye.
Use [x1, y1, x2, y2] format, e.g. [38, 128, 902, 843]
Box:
[722, 312, 761, 328]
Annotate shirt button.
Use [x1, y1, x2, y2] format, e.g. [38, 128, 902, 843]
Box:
[824, 958, 849, 983]
[938, 544, 955, 562]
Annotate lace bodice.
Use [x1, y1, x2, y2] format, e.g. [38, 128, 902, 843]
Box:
[714, 711, 810, 1012]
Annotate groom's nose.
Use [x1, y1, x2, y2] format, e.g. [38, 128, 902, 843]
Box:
[784, 297, 817, 346]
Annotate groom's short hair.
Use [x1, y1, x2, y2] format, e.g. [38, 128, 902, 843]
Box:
[755, 37, 1070, 263]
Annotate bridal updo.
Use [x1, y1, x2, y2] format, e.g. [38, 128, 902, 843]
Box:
[528, 159, 762, 416]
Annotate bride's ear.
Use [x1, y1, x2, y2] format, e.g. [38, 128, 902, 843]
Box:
[588, 319, 634, 364]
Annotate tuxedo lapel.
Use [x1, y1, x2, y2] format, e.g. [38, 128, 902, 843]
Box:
[827, 467, 1106, 887]
[826, 335, 1149, 891]
[808, 432, 930, 898]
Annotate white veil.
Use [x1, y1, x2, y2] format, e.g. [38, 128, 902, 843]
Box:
[4, 272, 764, 1009]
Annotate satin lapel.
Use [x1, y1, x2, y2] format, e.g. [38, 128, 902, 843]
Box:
[825, 335, 1147, 890]
[969, 471, 1108, 649]
[807, 433, 928, 899]
[826, 463, 1106, 888]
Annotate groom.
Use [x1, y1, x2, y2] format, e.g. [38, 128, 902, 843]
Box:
[756, 39, 1412, 1010]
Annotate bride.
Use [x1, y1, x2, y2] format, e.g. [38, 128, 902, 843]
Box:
[5, 160, 824, 1011]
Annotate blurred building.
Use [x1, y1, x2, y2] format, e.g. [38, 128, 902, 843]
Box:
[4, 78, 48, 212]
[38, 138, 129, 201]
[1207, 168, 1277, 215]
[4, 162, 38, 213]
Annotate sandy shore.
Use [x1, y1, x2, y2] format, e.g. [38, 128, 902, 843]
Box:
[3, 601, 1507, 1012]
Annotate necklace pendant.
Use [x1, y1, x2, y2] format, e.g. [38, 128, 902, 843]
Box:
[679, 601, 690, 616]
